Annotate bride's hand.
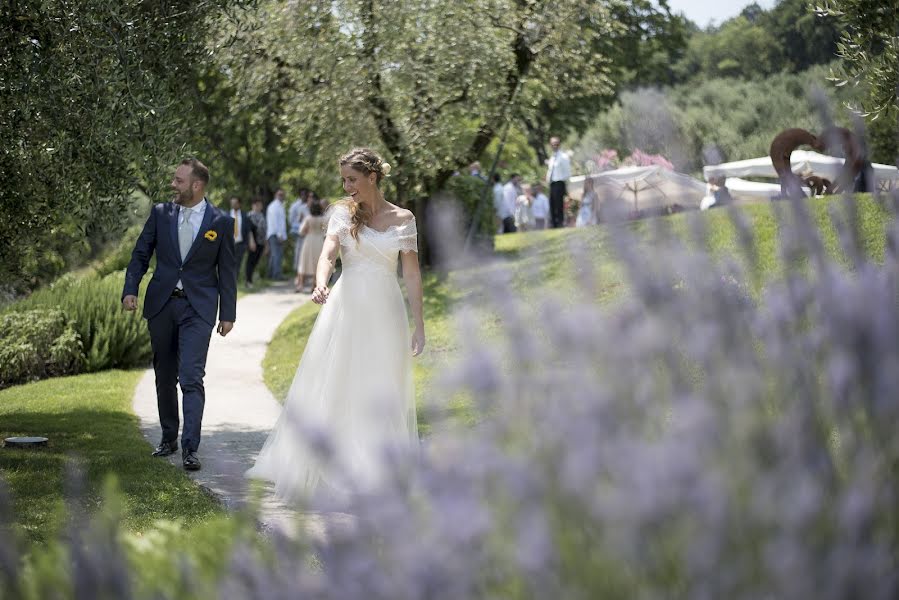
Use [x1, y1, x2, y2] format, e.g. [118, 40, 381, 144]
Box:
[312, 285, 330, 305]
[411, 327, 425, 356]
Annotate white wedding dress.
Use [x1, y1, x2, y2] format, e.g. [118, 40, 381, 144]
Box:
[247, 204, 419, 501]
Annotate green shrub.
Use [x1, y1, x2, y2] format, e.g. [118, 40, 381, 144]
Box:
[94, 222, 150, 278]
[0, 309, 84, 388]
[443, 174, 496, 251]
[7, 273, 151, 373]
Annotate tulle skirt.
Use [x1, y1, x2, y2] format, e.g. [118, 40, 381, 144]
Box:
[246, 265, 417, 501]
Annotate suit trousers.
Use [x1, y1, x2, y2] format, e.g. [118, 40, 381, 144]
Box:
[246, 246, 262, 284]
[147, 296, 214, 454]
[549, 181, 566, 228]
[234, 242, 247, 281]
[267, 236, 284, 279]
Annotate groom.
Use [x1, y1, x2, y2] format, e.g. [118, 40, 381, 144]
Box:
[122, 158, 237, 471]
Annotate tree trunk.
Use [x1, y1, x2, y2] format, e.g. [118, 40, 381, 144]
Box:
[523, 114, 549, 170]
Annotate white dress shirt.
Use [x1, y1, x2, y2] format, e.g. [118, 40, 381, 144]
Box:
[492, 183, 506, 219]
[266, 198, 288, 241]
[288, 199, 309, 235]
[177, 199, 207, 289]
[501, 182, 519, 220]
[230, 208, 243, 243]
[546, 150, 571, 183]
[532, 193, 550, 219]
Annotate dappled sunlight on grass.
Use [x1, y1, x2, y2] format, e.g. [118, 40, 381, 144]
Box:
[0, 370, 224, 544]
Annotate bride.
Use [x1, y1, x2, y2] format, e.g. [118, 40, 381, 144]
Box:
[247, 147, 425, 501]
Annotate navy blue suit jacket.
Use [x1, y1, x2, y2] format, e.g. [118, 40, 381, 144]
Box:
[123, 201, 237, 327]
[234, 209, 254, 244]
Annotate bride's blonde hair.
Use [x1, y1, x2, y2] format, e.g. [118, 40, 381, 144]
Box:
[338, 147, 392, 242]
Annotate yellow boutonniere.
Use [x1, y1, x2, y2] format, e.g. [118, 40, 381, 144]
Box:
[204, 230, 217, 241]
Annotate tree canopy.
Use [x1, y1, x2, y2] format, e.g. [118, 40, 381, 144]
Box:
[671, 0, 842, 81]
[0, 0, 252, 292]
[573, 63, 897, 175]
[816, 0, 899, 119]
[195, 0, 623, 258]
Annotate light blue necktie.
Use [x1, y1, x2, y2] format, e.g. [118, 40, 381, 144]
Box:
[179, 207, 194, 261]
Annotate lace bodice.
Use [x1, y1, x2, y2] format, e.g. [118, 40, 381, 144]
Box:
[326, 204, 418, 276]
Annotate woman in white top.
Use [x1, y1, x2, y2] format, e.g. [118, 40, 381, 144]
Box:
[576, 176, 599, 227]
[514, 184, 532, 232]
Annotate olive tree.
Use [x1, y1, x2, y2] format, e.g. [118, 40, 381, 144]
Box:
[208, 0, 621, 260]
[816, 0, 899, 119]
[0, 0, 252, 292]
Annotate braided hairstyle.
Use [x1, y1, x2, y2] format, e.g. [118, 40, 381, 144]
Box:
[338, 147, 392, 241]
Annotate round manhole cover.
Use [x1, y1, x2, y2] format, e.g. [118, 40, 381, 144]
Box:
[4, 437, 49, 448]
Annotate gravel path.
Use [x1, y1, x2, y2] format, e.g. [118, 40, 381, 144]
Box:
[131, 282, 337, 537]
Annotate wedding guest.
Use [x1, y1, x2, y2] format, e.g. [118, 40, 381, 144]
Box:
[246, 197, 267, 286]
[469, 161, 486, 181]
[314, 191, 330, 212]
[576, 177, 598, 227]
[230, 195, 256, 276]
[295, 197, 328, 293]
[711, 176, 734, 208]
[289, 188, 310, 271]
[266, 189, 288, 280]
[515, 184, 532, 232]
[531, 182, 550, 230]
[492, 173, 505, 234]
[501, 174, 521, 234]
[545, 136, 571, 228]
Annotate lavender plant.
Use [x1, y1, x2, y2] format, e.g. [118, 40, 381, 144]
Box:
[3, 189, 899, 599]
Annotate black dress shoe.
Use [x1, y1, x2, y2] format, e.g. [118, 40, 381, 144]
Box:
[152, 440, 178, 457]
[183, 452, 201, 471]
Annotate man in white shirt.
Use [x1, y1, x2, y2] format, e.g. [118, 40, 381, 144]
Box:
[288, 189, 310, 271]
[531, 182, 550, 230]
[492, 173, 506, 234]
[545, 136, 571, 228]
[500, 174, 521, 234]
[265, 189, 288, 280]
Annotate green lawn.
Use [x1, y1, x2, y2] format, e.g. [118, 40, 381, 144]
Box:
[0, 370, 224, 544]
[261, 194, 892, 433]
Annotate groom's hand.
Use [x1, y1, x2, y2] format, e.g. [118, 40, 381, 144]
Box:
[122, 295, 138, 311]
[217, 321, 234, 337]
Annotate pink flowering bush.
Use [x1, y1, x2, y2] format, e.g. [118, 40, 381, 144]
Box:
[589, 148, 620, 172]
[624, 148, 675, 170]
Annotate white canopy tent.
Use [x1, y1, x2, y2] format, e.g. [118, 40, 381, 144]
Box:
[720, 177, 792, 197]
[703, 151, 899, 191]
[706, 177, 811, 205]
[568, 166, 707, 211]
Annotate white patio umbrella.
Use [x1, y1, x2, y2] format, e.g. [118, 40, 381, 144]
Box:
[570, 166, 707, 211]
